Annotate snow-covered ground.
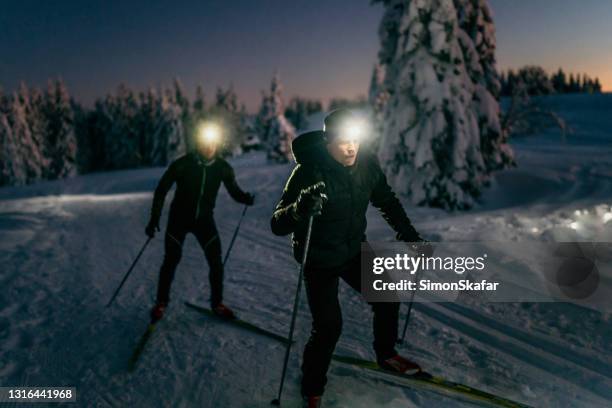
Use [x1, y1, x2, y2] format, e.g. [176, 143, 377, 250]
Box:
[1, 94, 611, 407]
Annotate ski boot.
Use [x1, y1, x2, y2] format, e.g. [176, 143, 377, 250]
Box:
[212, 303, 236, 320]
[302, 395, 322, 408]
[379, 354, 421, 375]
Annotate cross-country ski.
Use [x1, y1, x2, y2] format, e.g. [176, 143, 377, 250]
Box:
[184, 301, 292, 345]
[331, 354, 532, 408]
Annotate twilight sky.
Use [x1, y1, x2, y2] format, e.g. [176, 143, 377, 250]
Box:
[1, 0, 610, 111]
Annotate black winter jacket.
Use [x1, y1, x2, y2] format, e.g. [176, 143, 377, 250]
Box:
[150, 153, 251, 226]
[270, 131, 421, 268]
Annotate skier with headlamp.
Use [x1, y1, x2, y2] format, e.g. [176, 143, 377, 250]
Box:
[146, 122, 255, 322]
[271, 109, 427, 407]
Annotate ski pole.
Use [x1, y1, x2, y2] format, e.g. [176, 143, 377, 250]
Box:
[397, 266, 420, 345]
[222, 203, 249, 267]
[106, 237, 152, 308]
[271, 215, 314, 406]
[398, 242, 432, 344]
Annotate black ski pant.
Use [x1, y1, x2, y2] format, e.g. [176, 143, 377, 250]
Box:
[155, 215, 224, 307]
[301, 253, 399, 397]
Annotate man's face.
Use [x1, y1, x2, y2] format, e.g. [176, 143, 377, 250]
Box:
[326, 137, 360, 166]
[196, 140, 217, 159]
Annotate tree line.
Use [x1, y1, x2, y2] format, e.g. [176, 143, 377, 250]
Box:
[500, 66, 602, 96]
[1, 64, 601, 189]
[0, 76, 326, 187]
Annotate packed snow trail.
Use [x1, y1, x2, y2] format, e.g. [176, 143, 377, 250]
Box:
[1, 95, 612, 407]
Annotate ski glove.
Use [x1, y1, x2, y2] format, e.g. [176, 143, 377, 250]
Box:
[408, 240, 435, 258]
[397, 226, 434, 257]
[145, 219, 160, 238]
[244, 192, 255, 206]
[293, 181, 328, 220]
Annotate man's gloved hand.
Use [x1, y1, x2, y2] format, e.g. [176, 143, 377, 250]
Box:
[244, 192, 255, 206]
[145, 219, 160, 238]
[408, 240, 435, 257]
[293, 181, 327, 220]
[396, 228, 419, 243]
[397, 227, 434, 257]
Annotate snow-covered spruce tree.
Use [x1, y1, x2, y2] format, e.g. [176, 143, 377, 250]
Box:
[100, 84, 141, 169]
[513, 66, 555, 96]
[17, 84, 49, 179]
[368, 62, 389, 150]
[9, 90, 46, 183]
[237, 103, 253, 147]
[373, 0, 512, 209]
[285, 97, 322, 131]
[73, 99, 100, 173]
[214, 85, 238, 114]
[0, 87, 6, 115]
[84, 97, 116, 171]
[82, 85, 184, 170]
[150, 87, 186, 165]
[193, 85, 206, 117]
[454, 0, 513, 174]
[22, 85, 49, 164]
[368, 63, 387, 111]
[0, 89, 10, 184]
[172, 78, 190, 120]
[257, 73, 295, 163]
[210, 85, 243, 154]
[551, 69, 566, 93]
[42, 79, 77, 179]
[136, 88, 159, 166]
[172, 78, 193, 151]
[593, 77, 602, 93]
[0, 112, 25, 185]
[99, 85, 141, 169]
[284, 98, 308, 131]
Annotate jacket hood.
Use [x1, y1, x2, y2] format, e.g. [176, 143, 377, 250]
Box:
[292, 130, 373, 169]
[291, 130, 327, 165]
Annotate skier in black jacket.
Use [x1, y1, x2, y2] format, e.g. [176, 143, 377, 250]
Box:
[146, 124, 254, 322]
[271, 109, 426, 407]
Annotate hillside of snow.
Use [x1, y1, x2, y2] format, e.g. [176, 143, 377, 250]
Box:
[1, 94, 611, 407]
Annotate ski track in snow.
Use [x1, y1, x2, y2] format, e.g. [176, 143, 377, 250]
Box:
[2, 96, 612, 407]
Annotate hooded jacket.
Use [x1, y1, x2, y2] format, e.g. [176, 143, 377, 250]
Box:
[150, 152, 251, 226]
[270, 131, 421, 268]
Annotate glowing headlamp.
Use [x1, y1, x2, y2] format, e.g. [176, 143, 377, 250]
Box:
[198, 122, 222, 144]
[343, 121, 363, 140]
[331, 118, 365, 142]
